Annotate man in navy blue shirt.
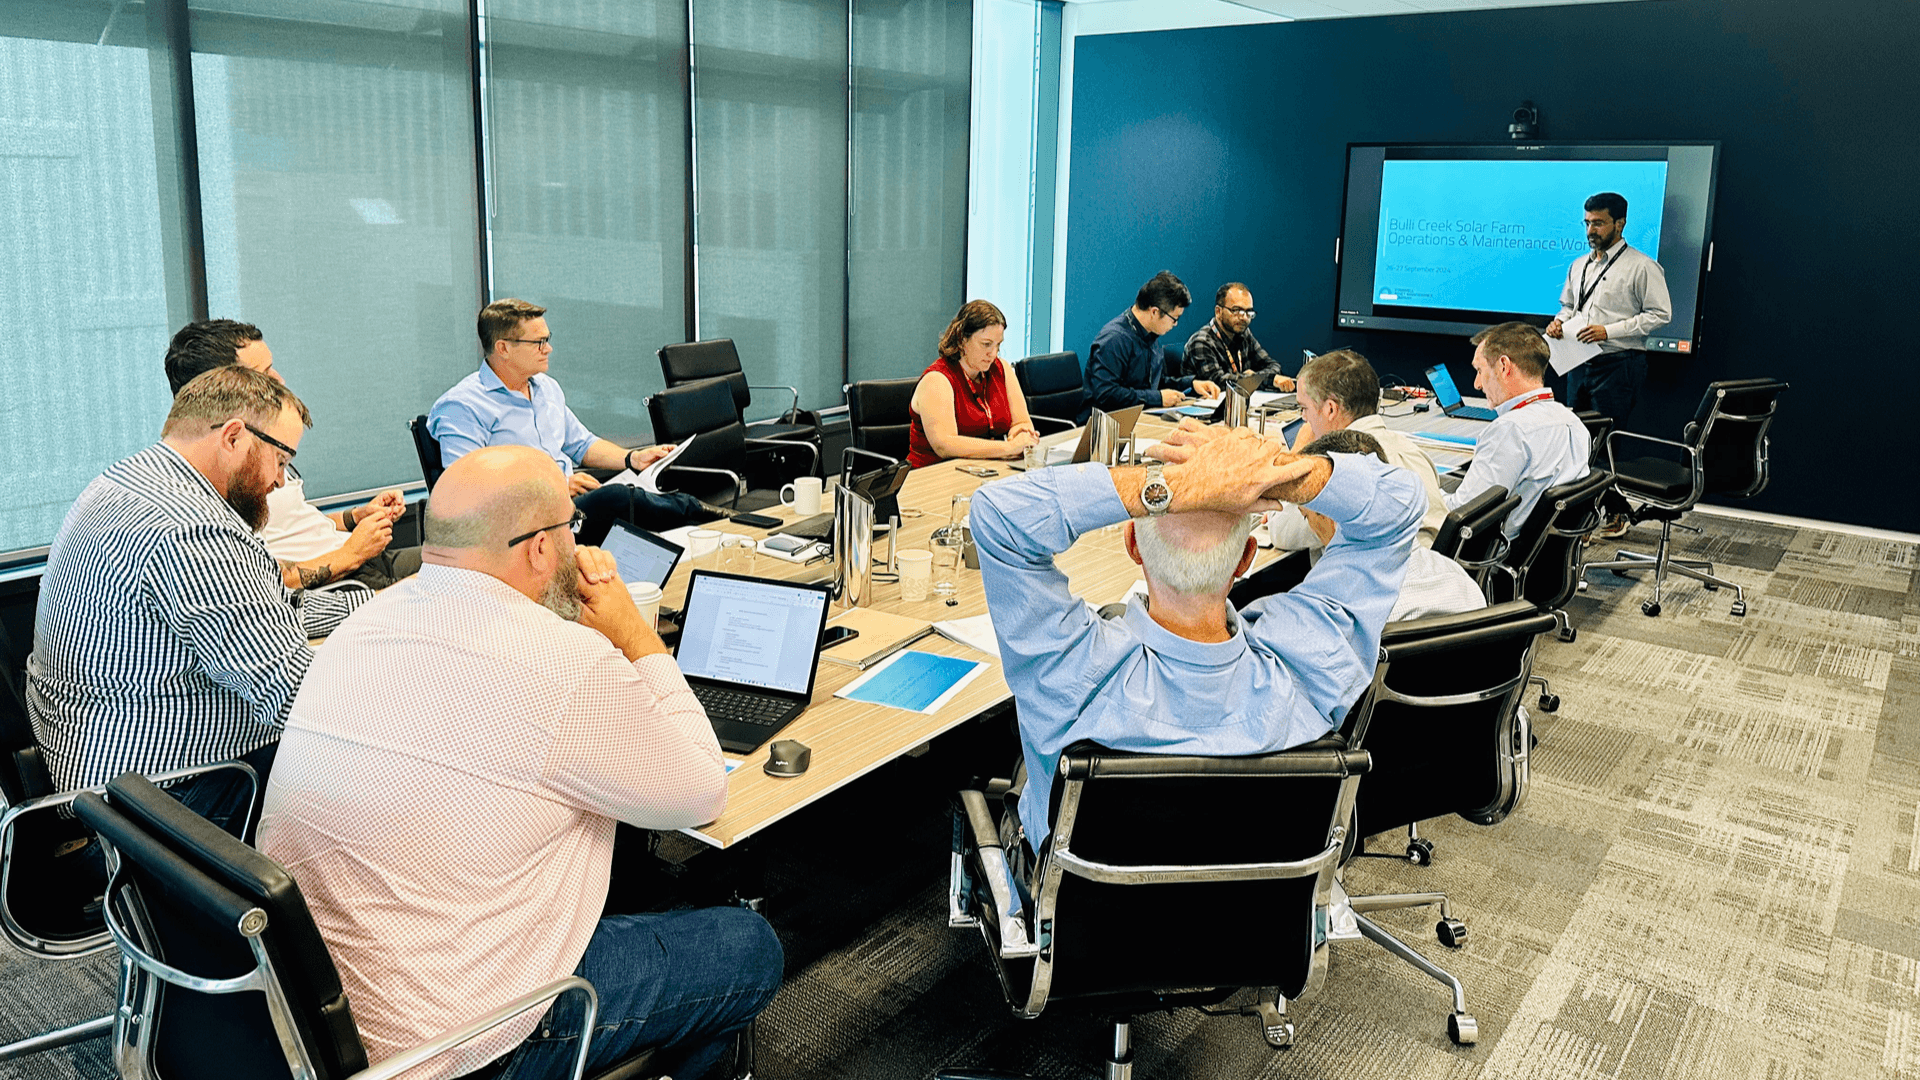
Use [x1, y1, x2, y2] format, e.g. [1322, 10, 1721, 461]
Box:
[1081, 271, 1221, 421]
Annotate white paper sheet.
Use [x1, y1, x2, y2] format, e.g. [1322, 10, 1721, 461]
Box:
[1547, 316, 1604, 376]
[602, 435, 696, 493]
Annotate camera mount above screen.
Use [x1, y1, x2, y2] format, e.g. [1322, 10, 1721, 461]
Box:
[1334, 142, 1719, 354]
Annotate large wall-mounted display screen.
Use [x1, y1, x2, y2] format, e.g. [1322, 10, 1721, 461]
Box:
[1335, 143, 1718, 353]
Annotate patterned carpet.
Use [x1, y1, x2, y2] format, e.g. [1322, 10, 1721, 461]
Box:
[5, 511, 1917, 1079]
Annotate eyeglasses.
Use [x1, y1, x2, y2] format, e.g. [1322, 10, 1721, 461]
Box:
[1220, 306, 1256, 318]
[503, 336, 553, 349]
[214, 421, 298, 464]
[1155, 308, 1183, 327]
[507, 507, 585, 548]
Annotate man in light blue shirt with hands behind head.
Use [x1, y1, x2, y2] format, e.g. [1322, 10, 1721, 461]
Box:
[970, 422, 1425, 853]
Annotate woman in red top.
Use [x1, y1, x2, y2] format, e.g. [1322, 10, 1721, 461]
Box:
[906, 300, 1040, 469]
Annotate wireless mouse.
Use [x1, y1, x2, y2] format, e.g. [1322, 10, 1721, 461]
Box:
[764, 739, 811, 778]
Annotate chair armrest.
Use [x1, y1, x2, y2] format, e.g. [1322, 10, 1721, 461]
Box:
[1027, 415, 1076, 435]
[949, 790, 1040, 958]
[1048, 828, 1347, 886]
[747, 383, 802, 421]
[745, 436, 820, 476]
[1604, 429, 1699, 472]
[658, 465, 745, 508]
[351, 977, 599, 1080]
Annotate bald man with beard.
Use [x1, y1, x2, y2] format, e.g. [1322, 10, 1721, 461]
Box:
[258, 446, 782, 1080]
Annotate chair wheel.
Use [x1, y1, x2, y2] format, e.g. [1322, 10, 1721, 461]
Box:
[1538, 694, 1560, 713]
[1703, 583, 1719, 591]
[1611, 569, 1632, 578]
[1437, 918, 1468, 948]
[1576, 579, 1589, 593]
[1406, 838, 1435, 865]
[1448, 1012, 1478, 1046]
[1263, 1020, 1295, 1049]
[1557, 626, 1577, 643]
[1641, 601, 1661, 617]
[1730, 600, 1747, 617]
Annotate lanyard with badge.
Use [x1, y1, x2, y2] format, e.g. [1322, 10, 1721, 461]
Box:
[1577, 247, 1626, 313]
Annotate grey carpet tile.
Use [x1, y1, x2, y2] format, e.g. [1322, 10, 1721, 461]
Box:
[7, 512, 1920, 1079]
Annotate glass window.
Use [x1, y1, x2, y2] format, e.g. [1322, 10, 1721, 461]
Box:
[848, 0, 972, 384]
[0, 10, 175, 553]
[191, 0, 484, 497]
[691, 0, 848, 419]
[483, 0, 688, 443]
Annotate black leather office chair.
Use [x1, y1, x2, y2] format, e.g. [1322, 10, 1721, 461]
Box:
[647, 377, 815, 511]
[1493, 470, 1615, 636]
[844, 377, 919, 464]
[1429, 485, 1518, 592]
[1010, 352, 1083, 434]
[1583, 379, 1788, 618]
[1337, 601, 1557, 1044]
[657, 338, 816, 444]
[1574, 410, 1614, 467]
[944, 737, 1371, 1076]
[74, 773, 662, 1080]
[407, 415, 445, 492]
[1161, 341, 1184, 381]
[0, 671, 258, 1066]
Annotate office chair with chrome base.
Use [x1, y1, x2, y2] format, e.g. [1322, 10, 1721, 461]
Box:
[657, 338, 816, 444]
[647, 376, 819, 511]
[1335, 601, 1557, 1045]
[844, 377, 920, 464]
[1582, 379, 1787, 617]
[1429, 485, 1518, 593]
[1010, 352, 1084, 434]
[0, 672, 259, 1067]
[942, 737, 1372, 1078]
[73, 773, 671, 1080]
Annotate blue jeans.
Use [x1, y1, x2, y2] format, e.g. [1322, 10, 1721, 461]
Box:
[169, 740, 276, 842]
[494, 907, 783, 1080]
[574, 485, 710, 546]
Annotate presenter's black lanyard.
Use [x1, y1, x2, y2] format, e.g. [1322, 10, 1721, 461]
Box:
[1577, 247, 1626, 313]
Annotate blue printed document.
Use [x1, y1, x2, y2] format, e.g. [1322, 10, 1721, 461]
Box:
[835, 650, 988, 714]
[1409, 430, 1479, 448]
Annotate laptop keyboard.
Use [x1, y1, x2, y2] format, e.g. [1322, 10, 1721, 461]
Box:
[777, 513, 833, 541]
[692, 684, 791, 727]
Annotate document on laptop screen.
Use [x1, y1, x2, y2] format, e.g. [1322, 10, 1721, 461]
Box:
[677, 577, 827, 694]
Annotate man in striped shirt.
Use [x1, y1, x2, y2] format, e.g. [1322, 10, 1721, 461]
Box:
[26, 367, 364, 835]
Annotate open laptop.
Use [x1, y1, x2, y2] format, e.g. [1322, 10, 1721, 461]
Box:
[773, 458, 910, 542]
[1012, 404, 1145, 470]
[600, 520, 684, 588]
[1424, 364, 1499, 421]
[674, 570, 833, 753]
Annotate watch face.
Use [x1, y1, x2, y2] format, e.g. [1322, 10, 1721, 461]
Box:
[1143, 481, 1172, 508]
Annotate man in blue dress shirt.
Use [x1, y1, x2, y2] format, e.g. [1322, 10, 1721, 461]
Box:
[1443, 322, 1591, 541]
[1081, 271, 1222, 421]
[429, 299, 703, 544]
[971, 424, 1424, 854]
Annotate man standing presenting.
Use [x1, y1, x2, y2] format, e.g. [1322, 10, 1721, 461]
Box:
[164, 319, 415, 589]
[1545, 192, 1671, 536]
[1082, 271, 1221, 421]
[1183, 282, 1294, 392]
[28, 367, 360, 833]
[1446, 322, 1590, 540]
[429, 299, 698, 543]
[260, 446, 781, 1080]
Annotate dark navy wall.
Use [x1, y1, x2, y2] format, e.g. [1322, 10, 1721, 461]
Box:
[1064, 0, 1917, 531]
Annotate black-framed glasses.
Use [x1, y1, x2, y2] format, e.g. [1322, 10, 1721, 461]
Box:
[1221, 306, 1256, 318]
[507, 508, 585, 547]
[1154, 308, 1183, 326]
[213, 421, 298, 464]
[503, 336, 553, 349]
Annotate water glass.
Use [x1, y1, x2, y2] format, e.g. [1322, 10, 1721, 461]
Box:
[718, 535, 755, 575]
[932, 533, 964, 599]
[897, 549, 933, 602]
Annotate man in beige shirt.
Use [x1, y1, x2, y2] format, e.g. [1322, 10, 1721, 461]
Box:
[258, 445, 780, 1080]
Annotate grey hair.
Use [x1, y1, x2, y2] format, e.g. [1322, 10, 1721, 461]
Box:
[1133, 513, 1260, 596]
[424, 477, 566, 550]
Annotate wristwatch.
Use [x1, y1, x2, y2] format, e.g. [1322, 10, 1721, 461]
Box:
[1140, 462, 1173, 516]
[624, 448, 639, 471]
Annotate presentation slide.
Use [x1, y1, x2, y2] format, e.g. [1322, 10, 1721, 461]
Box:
[1372, 159, 1667, 316]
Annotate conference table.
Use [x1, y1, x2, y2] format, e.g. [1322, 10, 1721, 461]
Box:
[660, 392, 1490, 850]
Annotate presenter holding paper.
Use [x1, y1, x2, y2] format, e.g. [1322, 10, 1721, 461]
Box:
[1544, 192, 1671, 537]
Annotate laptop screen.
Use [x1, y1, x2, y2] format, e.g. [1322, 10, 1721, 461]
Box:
[1425, 365, 1466, 409]
[676, 572, 830, 695]
[600, 521, 683, 588]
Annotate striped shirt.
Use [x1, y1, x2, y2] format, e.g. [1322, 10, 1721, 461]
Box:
[26, 442, 365, 792]
[259, 565, 727, 1079]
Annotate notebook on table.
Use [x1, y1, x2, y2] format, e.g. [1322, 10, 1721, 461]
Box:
[673, 570, 833, 753]
[1424, 365, 1498, 421]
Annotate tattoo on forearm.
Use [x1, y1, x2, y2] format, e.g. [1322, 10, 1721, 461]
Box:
[297, 564, 333, 590]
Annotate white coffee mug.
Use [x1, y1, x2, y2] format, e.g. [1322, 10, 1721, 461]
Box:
[782, 476, 824, 516]
[627, 582, 664, 629]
